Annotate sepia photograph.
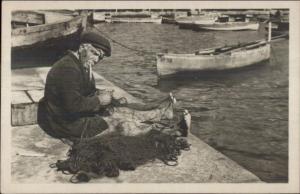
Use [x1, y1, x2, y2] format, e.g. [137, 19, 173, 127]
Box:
[1, 1, 299, 193]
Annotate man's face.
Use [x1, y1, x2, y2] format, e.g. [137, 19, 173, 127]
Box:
[79, 43, 105, 66]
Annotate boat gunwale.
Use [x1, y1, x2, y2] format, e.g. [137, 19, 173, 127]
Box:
[199, 21, 258, 26]
[11, 15, 85, 36]
[157, 41, 269, 58]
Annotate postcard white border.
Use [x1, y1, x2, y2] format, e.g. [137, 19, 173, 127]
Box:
[1, 1, 299, 193]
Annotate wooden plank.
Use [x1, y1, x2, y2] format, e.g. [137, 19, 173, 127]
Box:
[11, 103, 38, 126]
[12, 68, 45, 91]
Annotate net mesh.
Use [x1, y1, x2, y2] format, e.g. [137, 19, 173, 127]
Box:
[53, 129, 191, 183]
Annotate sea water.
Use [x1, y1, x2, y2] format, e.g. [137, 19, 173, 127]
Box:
[93, 23, 288, 182]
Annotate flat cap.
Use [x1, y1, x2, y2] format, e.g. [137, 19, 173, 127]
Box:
[80, 31, 111, 57]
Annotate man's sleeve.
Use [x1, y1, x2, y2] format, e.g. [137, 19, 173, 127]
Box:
[59, 67, 101, 113]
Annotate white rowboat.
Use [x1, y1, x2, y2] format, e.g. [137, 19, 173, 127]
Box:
[156, 22, 273, 77]
[156, 40, 270, 77]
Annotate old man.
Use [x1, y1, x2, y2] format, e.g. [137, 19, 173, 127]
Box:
[38, 31, 115, 139]
[38, 31, 190, 142]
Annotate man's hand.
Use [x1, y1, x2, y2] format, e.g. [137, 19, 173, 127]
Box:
[111, 97, 128, 107]
[96, 89, 128, 107]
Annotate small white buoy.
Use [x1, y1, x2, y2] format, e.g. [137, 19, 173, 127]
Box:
[183, 109, 191, 133]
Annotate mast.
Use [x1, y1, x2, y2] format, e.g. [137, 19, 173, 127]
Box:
[268, 21, 272, 42]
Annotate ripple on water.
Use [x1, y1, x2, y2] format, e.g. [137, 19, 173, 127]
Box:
[94, 23, 288, 182]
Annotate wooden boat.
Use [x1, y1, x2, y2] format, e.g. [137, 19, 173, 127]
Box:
[12, 11, 46, 29]
[104, 11, 162, 24]
[110, 17, 162, 24]
[156, 40, 270, 76]
[156, 22, 273, 77]
[11, 11, 87, 68]
[194, 21, 259, 31]
[194, 15, 259, 31]
[162, 17, 177, 24]
[11, 12, 87, 52]
[176, 19, 195, 29]
[161, 12, 188, 24]
[176, 15, 216, 29]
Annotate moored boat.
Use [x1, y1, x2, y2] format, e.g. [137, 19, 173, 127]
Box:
[156, 40, 270, 76]
[12, 11, 46, 28]
[11, 11, 87, 68]
[156, 22, 274, 77]
[194, 15, 259, 31]
[11, 13, 87, 52]
[110, 17, 162, 24]
[162, 17, 177, 24]
[176, 14, 217, 29]
[176, 19, 195, 29]
[194, 21, 259, 31]
[105, 11, 162, 24]
[161, 12, 188, 24]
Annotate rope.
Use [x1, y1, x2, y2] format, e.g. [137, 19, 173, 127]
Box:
[93, 25, 157, 55]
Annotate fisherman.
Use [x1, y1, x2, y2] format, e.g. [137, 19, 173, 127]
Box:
[37, 30, 190, 142]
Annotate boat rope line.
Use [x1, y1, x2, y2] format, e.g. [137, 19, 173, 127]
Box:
[93, 26, 157, 56]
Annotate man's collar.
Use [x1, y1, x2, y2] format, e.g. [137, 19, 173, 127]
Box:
[70, 50, 79, 59]
[66, 50, 83, 71]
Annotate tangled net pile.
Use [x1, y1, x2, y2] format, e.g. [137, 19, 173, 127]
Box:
[52, 130, 191, 183]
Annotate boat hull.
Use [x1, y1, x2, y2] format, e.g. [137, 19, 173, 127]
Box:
[11, 15, 86, 50]
[156, 44, 270, 76]
[110, 17, 162, 24]
[92, 12, 106, 23]
[11, 15, 87, 68]
[162, 17, 177, 24]
[177, 21, 195, 29]
[176, 15, 217, 29]
[12, 11, 46, 28]
[194, 22, 259, 31]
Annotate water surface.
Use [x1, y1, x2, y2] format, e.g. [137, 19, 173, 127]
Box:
[93, 23, 288, 182]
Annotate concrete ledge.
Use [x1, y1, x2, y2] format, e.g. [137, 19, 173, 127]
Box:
[11, 67, 262, 183]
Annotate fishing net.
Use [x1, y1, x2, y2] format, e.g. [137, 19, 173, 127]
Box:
[50, 93, 191, 183]
[52, 130, 191, 183]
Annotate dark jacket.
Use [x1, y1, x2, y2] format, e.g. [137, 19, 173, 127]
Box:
[38, 51, 108, 139]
